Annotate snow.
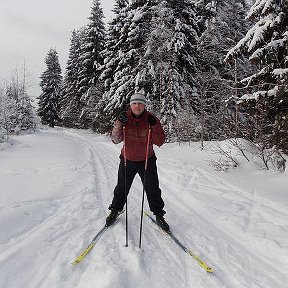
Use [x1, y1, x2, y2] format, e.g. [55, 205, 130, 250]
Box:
[273, 68, 288, 78]
[0, 128, 288, 288]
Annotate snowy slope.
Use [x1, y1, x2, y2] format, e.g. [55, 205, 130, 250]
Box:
[0, 128, 287, 288]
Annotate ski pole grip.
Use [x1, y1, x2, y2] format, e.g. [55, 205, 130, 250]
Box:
[144, 128, 151, 170]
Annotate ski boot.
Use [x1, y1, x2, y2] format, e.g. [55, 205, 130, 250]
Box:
[106, 208, 119, 227]
[156, 216, 170, 232]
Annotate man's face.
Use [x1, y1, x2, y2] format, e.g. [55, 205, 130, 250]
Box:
[131, 102, 145, 116]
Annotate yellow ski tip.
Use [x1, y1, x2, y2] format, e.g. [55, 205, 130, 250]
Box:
[188, 250, 215, 273]
[71, 243, 95, 265]
[71, 253, 87, 265]
[205, 266, 215, 273]
[71, 258, 81, 265]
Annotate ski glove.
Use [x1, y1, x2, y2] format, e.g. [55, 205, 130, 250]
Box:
[147, 114, 157, 126]
[118, 112, 128, 123]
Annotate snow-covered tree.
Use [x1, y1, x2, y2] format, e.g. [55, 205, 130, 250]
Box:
[149, 0, 204, 139]
[38, 48, 62, 128]
[96, 0, 205, 136]
[61, 29, 85, 127]
[195, 0, 253, 141]
[68, 0, 106, 128]
[226, 0, 288, 153]
[96, 0, 153, 127]
[78, 0, 105, 99]
[199, 0, 252, 80]
[61, 1, 105, 129]
[0, 86, 5, 141]
[99, 0, 130, 97]
[80, 83, 105, 130]
[92, 0, 131, 132]
[0, 70, 38, 135]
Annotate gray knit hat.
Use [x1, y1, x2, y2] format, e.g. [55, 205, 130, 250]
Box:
[130, 93, 146, 105]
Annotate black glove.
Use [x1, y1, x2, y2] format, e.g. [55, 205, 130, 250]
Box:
[118, 112, 128, 123]
[147, 114, 157, 126]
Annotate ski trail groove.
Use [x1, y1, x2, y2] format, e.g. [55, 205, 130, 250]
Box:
[158, 157, 288, 287]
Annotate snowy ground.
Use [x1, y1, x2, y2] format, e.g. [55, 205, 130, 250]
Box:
[0, 128, 287, 288]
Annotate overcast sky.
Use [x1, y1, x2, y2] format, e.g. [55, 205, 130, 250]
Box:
[0, 0, 115, 97]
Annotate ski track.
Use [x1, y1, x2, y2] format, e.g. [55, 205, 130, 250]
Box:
[0, 128, 287, 288]
[54, 130, 222, 288]
[158, 157, 288, 287]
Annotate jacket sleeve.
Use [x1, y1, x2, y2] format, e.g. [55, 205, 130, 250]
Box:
[151, 117, 165, 147]
[110, 120, 124, 144]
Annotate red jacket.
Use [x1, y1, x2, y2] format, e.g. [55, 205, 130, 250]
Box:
[111, 110, 165, 161]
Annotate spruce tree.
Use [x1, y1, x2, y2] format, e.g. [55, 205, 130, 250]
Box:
[97, 0, 153, 126]
[147, 0, 203, 139]
[96, 0, 205, 137]
[78, 0, 105, 97]
[93, 0, 130, 132]
[61, 28, 85, 127]
[99, 0, 129, 97]
[77, 0, 106, 128]
[196, 0, 252, 140]
[226, 0, 288, 153]
[38, 48, 62, 128]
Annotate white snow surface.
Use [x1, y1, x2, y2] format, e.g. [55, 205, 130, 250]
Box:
[0, 128, 288, 288]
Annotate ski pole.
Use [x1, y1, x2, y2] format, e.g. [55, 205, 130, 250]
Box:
[123, 126, 128, 247]
[139, 127, 151, 249]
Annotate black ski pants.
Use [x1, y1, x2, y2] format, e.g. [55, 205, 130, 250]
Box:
[110, 155, 165, 217]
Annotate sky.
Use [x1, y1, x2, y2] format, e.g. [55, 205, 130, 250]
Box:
[0, 0, 115, 98]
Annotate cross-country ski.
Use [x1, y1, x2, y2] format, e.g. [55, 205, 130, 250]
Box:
[144, 211, 214, 273]
[72, 212, 123, 265]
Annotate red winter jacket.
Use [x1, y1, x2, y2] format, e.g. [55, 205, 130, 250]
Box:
[111, 110, 165, 161]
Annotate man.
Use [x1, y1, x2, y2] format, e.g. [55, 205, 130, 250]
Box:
[106, 92, 169, 232]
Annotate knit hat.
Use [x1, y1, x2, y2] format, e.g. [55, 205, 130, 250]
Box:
[130, 93, 146, 105]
